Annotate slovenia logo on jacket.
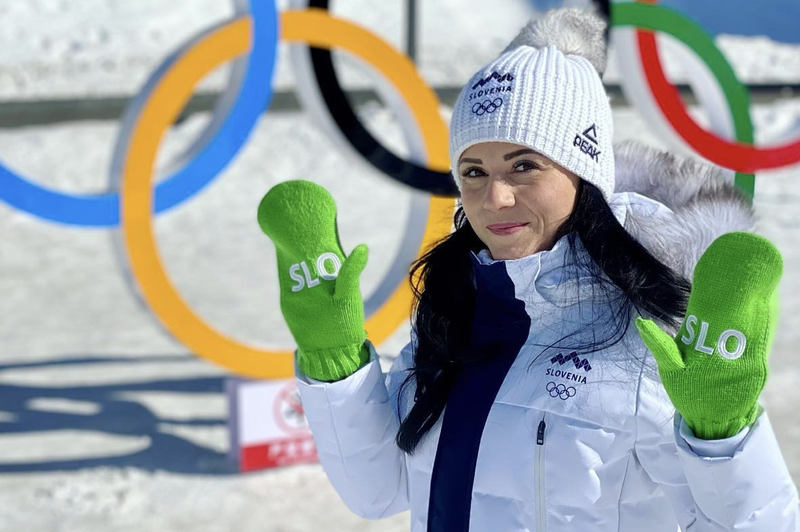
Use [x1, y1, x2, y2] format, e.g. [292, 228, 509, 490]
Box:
[544, 351, 592, 386]
[551, 351, 592, 371]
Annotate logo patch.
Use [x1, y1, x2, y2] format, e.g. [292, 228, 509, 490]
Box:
[547, 381, 576, 401]
[573, 124, 601, 162]
[680, 314, 747, 360]
[472, 98, 503, 116]
[288, 252, 342, 292]
[582, 124, 598, 144]
[550, 352, 592, 371]
[543, 351, 591, 387]
[471, 71, 515, 90]
[468, 71, 515, 102]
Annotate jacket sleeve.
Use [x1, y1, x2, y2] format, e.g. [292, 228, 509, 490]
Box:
[634, 358, 800, 531]
[295, 338, 415, 519]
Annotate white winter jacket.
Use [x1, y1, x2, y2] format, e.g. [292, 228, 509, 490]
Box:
[294, 143, 800, 531]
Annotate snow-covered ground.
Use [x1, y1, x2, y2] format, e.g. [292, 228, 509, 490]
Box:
[1, 1, 799, 530]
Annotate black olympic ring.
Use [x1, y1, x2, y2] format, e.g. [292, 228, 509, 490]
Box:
[301, 0, 611, 195]
[305, 0, 458, 196]
[546, 381, 576, 401]
[471, 98, 504, 116]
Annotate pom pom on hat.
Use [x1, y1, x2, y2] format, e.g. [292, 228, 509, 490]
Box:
[502, 8, 608, 76]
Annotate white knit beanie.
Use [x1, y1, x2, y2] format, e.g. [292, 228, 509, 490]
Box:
[449, 8, 615, 201]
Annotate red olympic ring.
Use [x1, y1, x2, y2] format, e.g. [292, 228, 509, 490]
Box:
[636, 0, 800, 172]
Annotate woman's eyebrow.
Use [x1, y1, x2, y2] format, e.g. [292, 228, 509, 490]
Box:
[459, 157, 483, 164]
[503, 148, 536, 160]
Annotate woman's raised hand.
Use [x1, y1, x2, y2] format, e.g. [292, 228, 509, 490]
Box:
[258, 180, 370, 382]
[635, 232, 783, 440]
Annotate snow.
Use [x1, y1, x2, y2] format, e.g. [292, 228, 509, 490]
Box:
[0, 0, 799, 530]
[1, 0, 798, 100]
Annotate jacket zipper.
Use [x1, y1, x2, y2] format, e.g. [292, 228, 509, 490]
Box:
[535, 411, 547, 532]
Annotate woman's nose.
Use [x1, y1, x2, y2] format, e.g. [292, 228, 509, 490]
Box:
[483, 177, 515, 211]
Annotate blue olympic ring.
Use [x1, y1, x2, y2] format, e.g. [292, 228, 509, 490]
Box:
[472, 97, 503, 116]
[0, 0, 277, 227]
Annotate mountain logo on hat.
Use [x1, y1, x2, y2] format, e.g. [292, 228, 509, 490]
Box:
[471, 71, 515, 90]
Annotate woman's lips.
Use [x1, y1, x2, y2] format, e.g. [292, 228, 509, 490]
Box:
[487, 222, 528, 235]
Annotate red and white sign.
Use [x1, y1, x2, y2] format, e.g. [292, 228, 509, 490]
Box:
[227, 378, 318, 471]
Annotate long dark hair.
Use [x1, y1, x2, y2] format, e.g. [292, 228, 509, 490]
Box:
[395, 180, 691, 454]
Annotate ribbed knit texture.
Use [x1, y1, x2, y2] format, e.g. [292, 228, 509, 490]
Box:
[635, 232, 783, 440]
[257, 180, 370, 382]
[449, 43, 615, 201]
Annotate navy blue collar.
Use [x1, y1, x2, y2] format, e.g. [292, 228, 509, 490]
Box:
[469, 231, 587, 293]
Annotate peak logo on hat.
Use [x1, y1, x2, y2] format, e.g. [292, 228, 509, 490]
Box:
[582, 124, 598, 145]
[573, 123, 601, 162]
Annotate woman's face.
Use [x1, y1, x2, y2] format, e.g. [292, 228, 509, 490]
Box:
[458, 142, 580, 260]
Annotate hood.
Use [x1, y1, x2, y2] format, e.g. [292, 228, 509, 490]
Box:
[613, 140, 755, 281]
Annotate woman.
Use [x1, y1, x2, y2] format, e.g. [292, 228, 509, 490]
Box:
[257, 8, 799, 531]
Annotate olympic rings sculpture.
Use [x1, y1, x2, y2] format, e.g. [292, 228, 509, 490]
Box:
[1, 1, 797, 379]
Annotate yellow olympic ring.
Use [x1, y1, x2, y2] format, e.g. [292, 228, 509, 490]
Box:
[121, 9, 454, 379]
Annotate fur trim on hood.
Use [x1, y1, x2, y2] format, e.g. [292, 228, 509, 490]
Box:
[613, 140, 755, 283]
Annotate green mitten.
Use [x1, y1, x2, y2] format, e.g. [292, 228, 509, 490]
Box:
[635, 231, 783, 440]
[257, 180, 370, 382]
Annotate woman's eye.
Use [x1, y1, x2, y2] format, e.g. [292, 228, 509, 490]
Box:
[461, 167, 486, 178]
[513, 160, 540, 172]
